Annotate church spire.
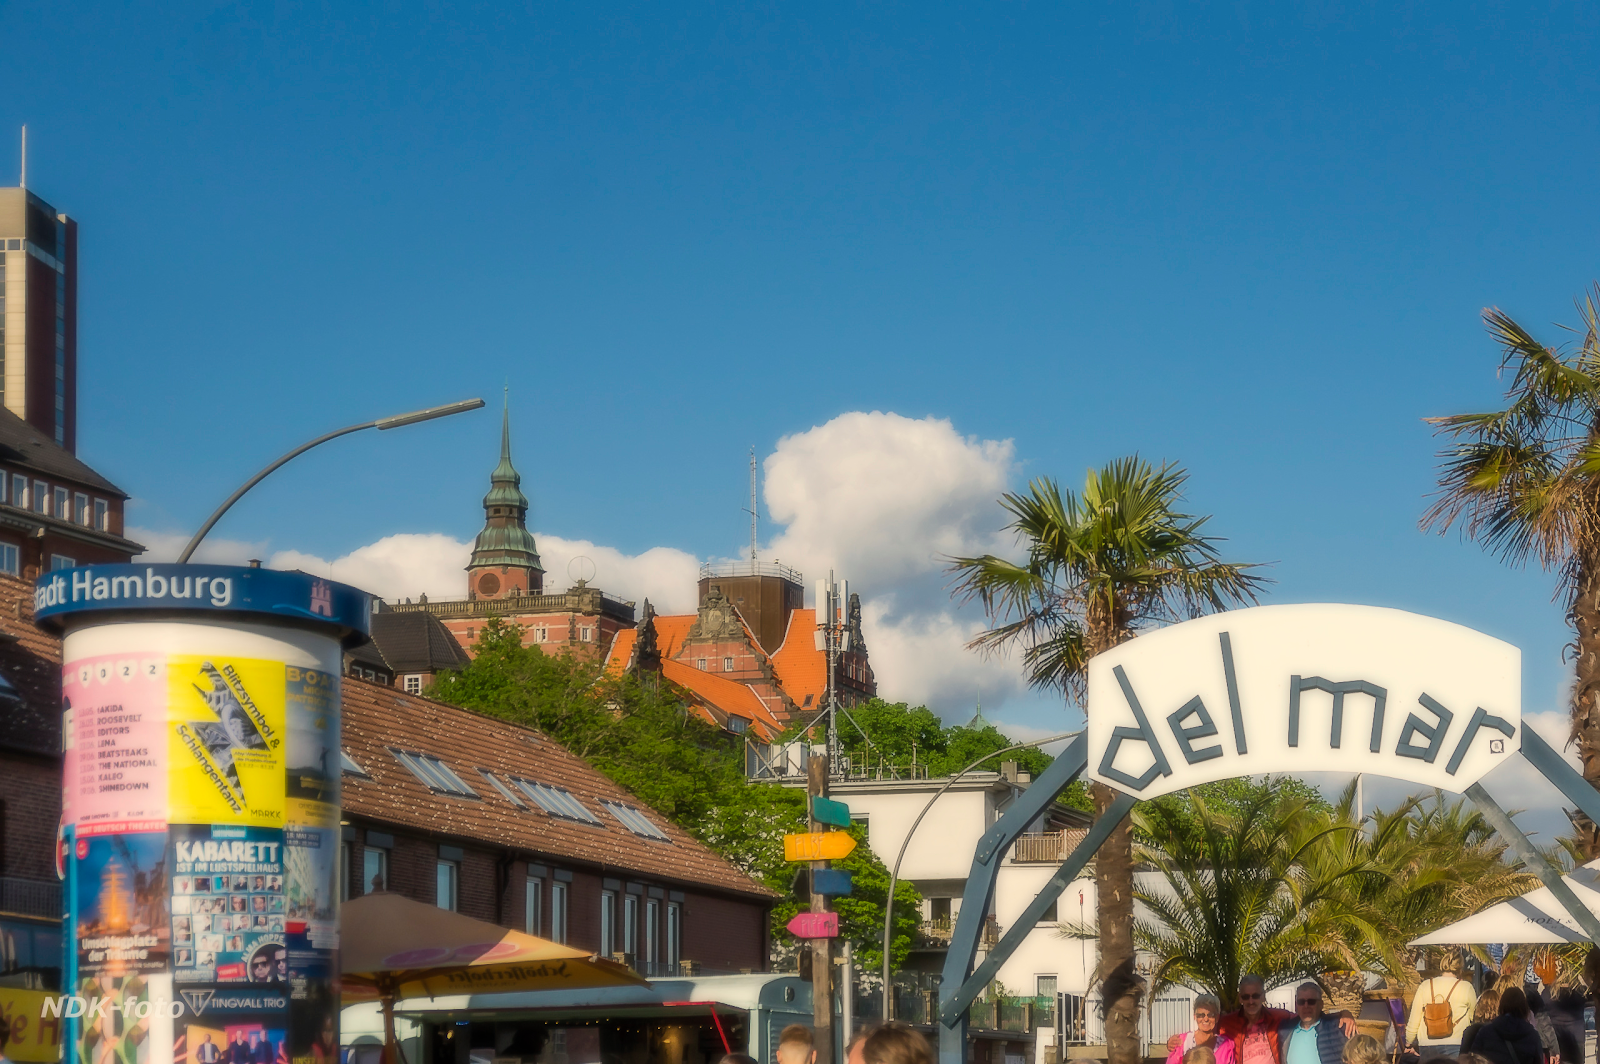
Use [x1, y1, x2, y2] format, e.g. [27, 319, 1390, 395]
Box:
[467, 396, 544, 598]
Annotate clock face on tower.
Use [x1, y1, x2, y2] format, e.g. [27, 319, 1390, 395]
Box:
[477, 572, 501, 596]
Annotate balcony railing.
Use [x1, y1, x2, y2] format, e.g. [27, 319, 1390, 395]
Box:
[699, 561, 804, 585]
[1011, 830, 1087, 863]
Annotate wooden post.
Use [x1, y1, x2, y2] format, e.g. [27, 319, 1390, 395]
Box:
[809, 753, 834, 1064]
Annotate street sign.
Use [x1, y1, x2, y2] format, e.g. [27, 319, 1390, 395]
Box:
[792, 868, 854, 898]
[787, 912, 840, 939]
[810, 795, 852, 828]
[784, 831, 858, 862]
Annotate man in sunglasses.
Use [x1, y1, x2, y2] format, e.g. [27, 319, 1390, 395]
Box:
[1280, 983, 1350, 1064]
[1218, 975, 1356, 1064]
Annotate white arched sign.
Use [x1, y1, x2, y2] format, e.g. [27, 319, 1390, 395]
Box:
[1086, 604, 1520, 798]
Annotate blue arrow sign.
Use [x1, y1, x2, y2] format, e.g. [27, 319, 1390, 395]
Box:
[812, 869, 853, 897]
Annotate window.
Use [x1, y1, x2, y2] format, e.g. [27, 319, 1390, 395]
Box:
[0, 475, 6, 504]
[512, 778, 601, 825]
[403, 674, 422, 694]
[534, 626, 547, 642]
[362, 848, 388, 894]
[50, 554, 75, 571]
[726, 715, 749, 735]
[389, 749, 479, 798]
[74, 493, 88, 526]
[602, 800, 671, 842]
[93, 499, 107, 531]
[551, 881, 569, 944]
[600, 890, 616, 957]
[9, 475, 23, 509]
[723, 657, 734, 672]
[340, 843, 351, 902]
[477, 769, 528, 809]
[525, 876, 543, 934]
[1037, 976, 1058, 1000]
[0, 543, 17, 576]
[667, 902, 681, 972]
[436, 860, 458, 910]
[624, 895, 639, 957]
[1039, 898, 1058, 923]
[696, 658, 707, 670]
[339, 750, 369, 777]
[53, 487, 67, 519]
[33, 481, 46, 515]
[645, 898, 659, 965]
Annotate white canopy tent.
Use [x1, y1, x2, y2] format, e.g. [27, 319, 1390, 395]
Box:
[1410, 860, 1600, 946]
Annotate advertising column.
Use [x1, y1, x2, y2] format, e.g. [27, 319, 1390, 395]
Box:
[37, 564, 371, 1064]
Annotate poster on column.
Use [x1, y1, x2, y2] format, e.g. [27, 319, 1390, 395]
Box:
[168, 826, 287, 986]
[167, 657, 286, 827]
[63, 656, 169, 829]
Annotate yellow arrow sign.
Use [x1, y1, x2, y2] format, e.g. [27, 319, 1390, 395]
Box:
[784, 831, 857, 862]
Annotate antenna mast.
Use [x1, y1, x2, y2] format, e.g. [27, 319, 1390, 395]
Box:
[745, 446, 758, 571]
[19, 125, 26, 188]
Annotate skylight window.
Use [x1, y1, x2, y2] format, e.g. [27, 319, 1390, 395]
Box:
[340, 750, 369, 777]
[512, 778, 601, 825]
[477, 769, 528, 809]
[602, 800, 672, 842]
[389, 748, 479, 798]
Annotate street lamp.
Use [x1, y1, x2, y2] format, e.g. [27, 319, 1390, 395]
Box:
[176, 398, 486, 564]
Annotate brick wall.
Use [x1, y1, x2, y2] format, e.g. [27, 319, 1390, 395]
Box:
[683, 890, 767, 973]
[0, 751, 61, 881]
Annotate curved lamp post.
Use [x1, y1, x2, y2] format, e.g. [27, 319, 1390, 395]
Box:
[879, 731, 1081, 1017]
[177, 398, 486, 563]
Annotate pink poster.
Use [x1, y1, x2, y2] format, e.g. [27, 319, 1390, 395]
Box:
[63, 654, 169, 830]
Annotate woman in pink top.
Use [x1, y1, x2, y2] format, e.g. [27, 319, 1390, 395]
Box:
[1169, 995, 1237, 1064]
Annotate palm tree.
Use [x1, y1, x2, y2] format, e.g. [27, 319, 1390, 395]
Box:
[1423, 288, 1600, 856]
[1121, 789, 1377, 1009]
[950, 457, 1266, 1064]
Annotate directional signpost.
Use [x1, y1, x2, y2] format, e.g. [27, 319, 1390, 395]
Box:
[811, 795, 853, 828]
[787, 760, 855, 1064]
[784, 830, 859, 862]
[787, 911, 841, 938]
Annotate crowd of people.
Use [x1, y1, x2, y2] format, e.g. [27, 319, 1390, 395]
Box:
[718, 1020, 938, 1064]
[1164, 963, 1590, 1064]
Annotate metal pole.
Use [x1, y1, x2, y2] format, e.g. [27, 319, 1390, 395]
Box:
[809, 754, 835, 1064]
[176, 398, 484, 563]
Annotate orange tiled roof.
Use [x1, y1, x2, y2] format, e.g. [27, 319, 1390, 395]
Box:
[770, 608, 826, 712]
[342, 678, 776, 900]
[604, 627, 638, 675]
[658, 658, 782, 741]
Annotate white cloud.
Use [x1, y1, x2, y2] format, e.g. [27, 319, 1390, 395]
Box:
[536, 535, 701, 615]
[764, 411, 1015, 602]
[267, 533, 471, 601]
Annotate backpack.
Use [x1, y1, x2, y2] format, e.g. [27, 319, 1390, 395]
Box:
[1422, 978, 1463, 1040]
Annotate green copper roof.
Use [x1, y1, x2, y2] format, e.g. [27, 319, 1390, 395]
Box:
[469, 404, 543, 572]
[483, 405, 530, 510]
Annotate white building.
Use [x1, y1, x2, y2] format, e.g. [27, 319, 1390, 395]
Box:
[825, 769, 1098, 1001]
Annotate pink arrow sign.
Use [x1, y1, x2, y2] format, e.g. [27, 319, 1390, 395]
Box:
[786, 912, 839, 939]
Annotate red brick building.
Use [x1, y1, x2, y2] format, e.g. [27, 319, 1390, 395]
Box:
[339, 679, 776, 974]
[607, 567, 877, 740]
[397, 407, 636, 659]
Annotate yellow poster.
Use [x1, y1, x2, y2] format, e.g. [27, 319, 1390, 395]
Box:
[0, 987, 64, 1062]
[167, 657, 285, 827]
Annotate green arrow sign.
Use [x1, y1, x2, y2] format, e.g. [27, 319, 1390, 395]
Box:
[811, 795, 852, 828]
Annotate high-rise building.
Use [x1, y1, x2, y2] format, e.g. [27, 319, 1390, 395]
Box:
[0, 184, 75, 451]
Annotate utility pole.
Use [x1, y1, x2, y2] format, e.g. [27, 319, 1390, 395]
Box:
[746, 447, 759, 570]
[808, 753, 835, 1064]
[815, 572, 850, 775]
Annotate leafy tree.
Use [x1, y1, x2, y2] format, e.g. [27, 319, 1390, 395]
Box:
[951, 459, 1266, 1064]
[1422, 289, 1600, 856]
[1135, 776, 1330, 849]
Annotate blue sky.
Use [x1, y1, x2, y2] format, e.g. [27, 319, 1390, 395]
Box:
[5, 2, 1598, 828]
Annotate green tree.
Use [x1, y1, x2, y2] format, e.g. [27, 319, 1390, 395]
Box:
[1422, 289, 1600, 857]
[951, 458, 1266, 1064]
